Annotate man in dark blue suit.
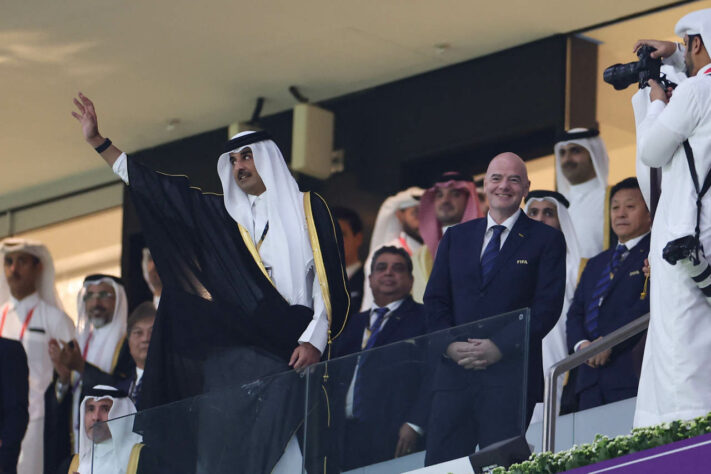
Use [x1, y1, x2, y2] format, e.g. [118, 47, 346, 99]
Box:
[423, 153, 566, 466]
[332, 207, 366, 318]
[566, 178, 651, 410]
[334, 246, 429, 470]
[0, 337, 29, 474]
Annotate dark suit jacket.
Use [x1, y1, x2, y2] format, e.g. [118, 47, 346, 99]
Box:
[424, 211, 566, 405]
[82, 338, 136, 396]
[332, 296, 430, 465]
[566, 234, 650, 395]
[0, 338, 29, 474]
[347, 265, 365, 317]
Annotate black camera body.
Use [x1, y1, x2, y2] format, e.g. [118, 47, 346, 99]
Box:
[603, 45, 676, 91]
[662, 235, 698, 265]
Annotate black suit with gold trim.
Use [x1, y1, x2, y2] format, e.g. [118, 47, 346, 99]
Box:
[123, 158, 349, 473]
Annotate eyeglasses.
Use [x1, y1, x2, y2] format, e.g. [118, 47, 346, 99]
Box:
[82, 291, 116, 302]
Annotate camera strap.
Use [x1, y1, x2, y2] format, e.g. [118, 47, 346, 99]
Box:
[682, 140, 711, 246]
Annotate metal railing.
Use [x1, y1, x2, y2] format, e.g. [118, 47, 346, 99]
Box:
[542, 313, 650, 452]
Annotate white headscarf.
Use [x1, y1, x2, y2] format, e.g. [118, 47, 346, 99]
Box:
[0, 237, 63, 310]
[76, 276, 128, 373]
[367, 187, 423, 257]
[676, 8, 711, 47]
[217, 131, 313, 305]
[78, 385, 142, 474]
[554, 128, 610, 197]
[524, 195, 582, 301]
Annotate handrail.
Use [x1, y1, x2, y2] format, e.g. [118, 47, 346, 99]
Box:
[542, 313, 650, 452]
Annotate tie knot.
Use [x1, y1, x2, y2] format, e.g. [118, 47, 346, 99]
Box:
[373, 307, 388, 318]
[491, 225, 506, 236]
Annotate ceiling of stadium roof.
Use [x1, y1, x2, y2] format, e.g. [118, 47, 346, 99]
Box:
[0, 0, 698, 205]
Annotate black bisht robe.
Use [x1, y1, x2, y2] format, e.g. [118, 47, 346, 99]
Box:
[126, 158, 349, 473]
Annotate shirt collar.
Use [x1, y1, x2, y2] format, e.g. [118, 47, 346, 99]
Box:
[247, 193, 264, 206]
[486, 209, 521, 233]
[618, 231, 650, 251]
[696, 63, 711, 77]
[371, 297, 405, 316]
[9, 292, 40, 312]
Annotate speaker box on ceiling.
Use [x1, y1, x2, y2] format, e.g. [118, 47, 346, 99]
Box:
[291, 103, 334, 179]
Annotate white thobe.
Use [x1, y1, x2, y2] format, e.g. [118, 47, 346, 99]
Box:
[634, 59, 711, 428]
[567, 178, 605, 259]
[1, 292, 74, 474]
[360, 232, 423, 311]
[69, 324, 127, 453]
[78, 440, 122, 474]
[531, 253, 580, 423]
[246, 192, 326, 474]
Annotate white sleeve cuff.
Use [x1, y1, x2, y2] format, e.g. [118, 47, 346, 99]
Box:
[112, 152, 130, 184]
[406, 422, 424, 436]
[574, 340, 590, 352]
[298, 316, 329, 354]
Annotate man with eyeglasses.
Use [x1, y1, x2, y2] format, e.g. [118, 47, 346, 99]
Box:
[0, 238, 75, 474]
[46, 274, 132, 469]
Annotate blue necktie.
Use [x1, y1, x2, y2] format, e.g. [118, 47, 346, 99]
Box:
[353, 307, 389, 418]
[585, 244, 627, 338]
[361, 307, 389, 350]
[131, 375, 143, 404]
[481, 225, 506, 280]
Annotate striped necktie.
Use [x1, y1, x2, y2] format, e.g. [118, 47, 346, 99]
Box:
[481, 225, 506, 280]
[353, 307, 389, 419]
[362, 307, 389, 350]
[585, 244, 627, 338]
[131, 374, 143, 404]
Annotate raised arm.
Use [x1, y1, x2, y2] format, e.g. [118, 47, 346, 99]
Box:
[71, 92, 122, 167]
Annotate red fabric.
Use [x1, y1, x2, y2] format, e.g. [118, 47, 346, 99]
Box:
[418, 178, 482, 256]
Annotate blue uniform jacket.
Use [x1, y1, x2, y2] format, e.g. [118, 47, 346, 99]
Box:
[566, 233, 650, 394]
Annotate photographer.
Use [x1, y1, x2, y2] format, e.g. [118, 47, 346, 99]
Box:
[631, 8, 711, 429]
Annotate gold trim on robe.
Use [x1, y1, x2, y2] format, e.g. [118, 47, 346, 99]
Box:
[110, 336, 127, 373]
[126, 443, 145, 474]
[68, 454, 79, 473]
[303, 192, 334, 329]
[577, 257, 589, 284]
[237, 223, 276, 288]
[304, 192, 351, 341]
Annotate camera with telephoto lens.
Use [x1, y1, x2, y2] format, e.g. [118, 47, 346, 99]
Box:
[662, 235, 699, 265]
[603, 45, 677, 91]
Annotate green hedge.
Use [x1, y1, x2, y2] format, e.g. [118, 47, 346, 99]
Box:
[492, 411, 711, 473]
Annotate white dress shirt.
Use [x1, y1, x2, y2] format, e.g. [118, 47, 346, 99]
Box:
[345, 298, 405, 418]
[480, 210, 522, 258]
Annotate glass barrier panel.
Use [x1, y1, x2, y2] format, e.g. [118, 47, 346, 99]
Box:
[303, 307, 531, 473]
[89, 308, 530, 473]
